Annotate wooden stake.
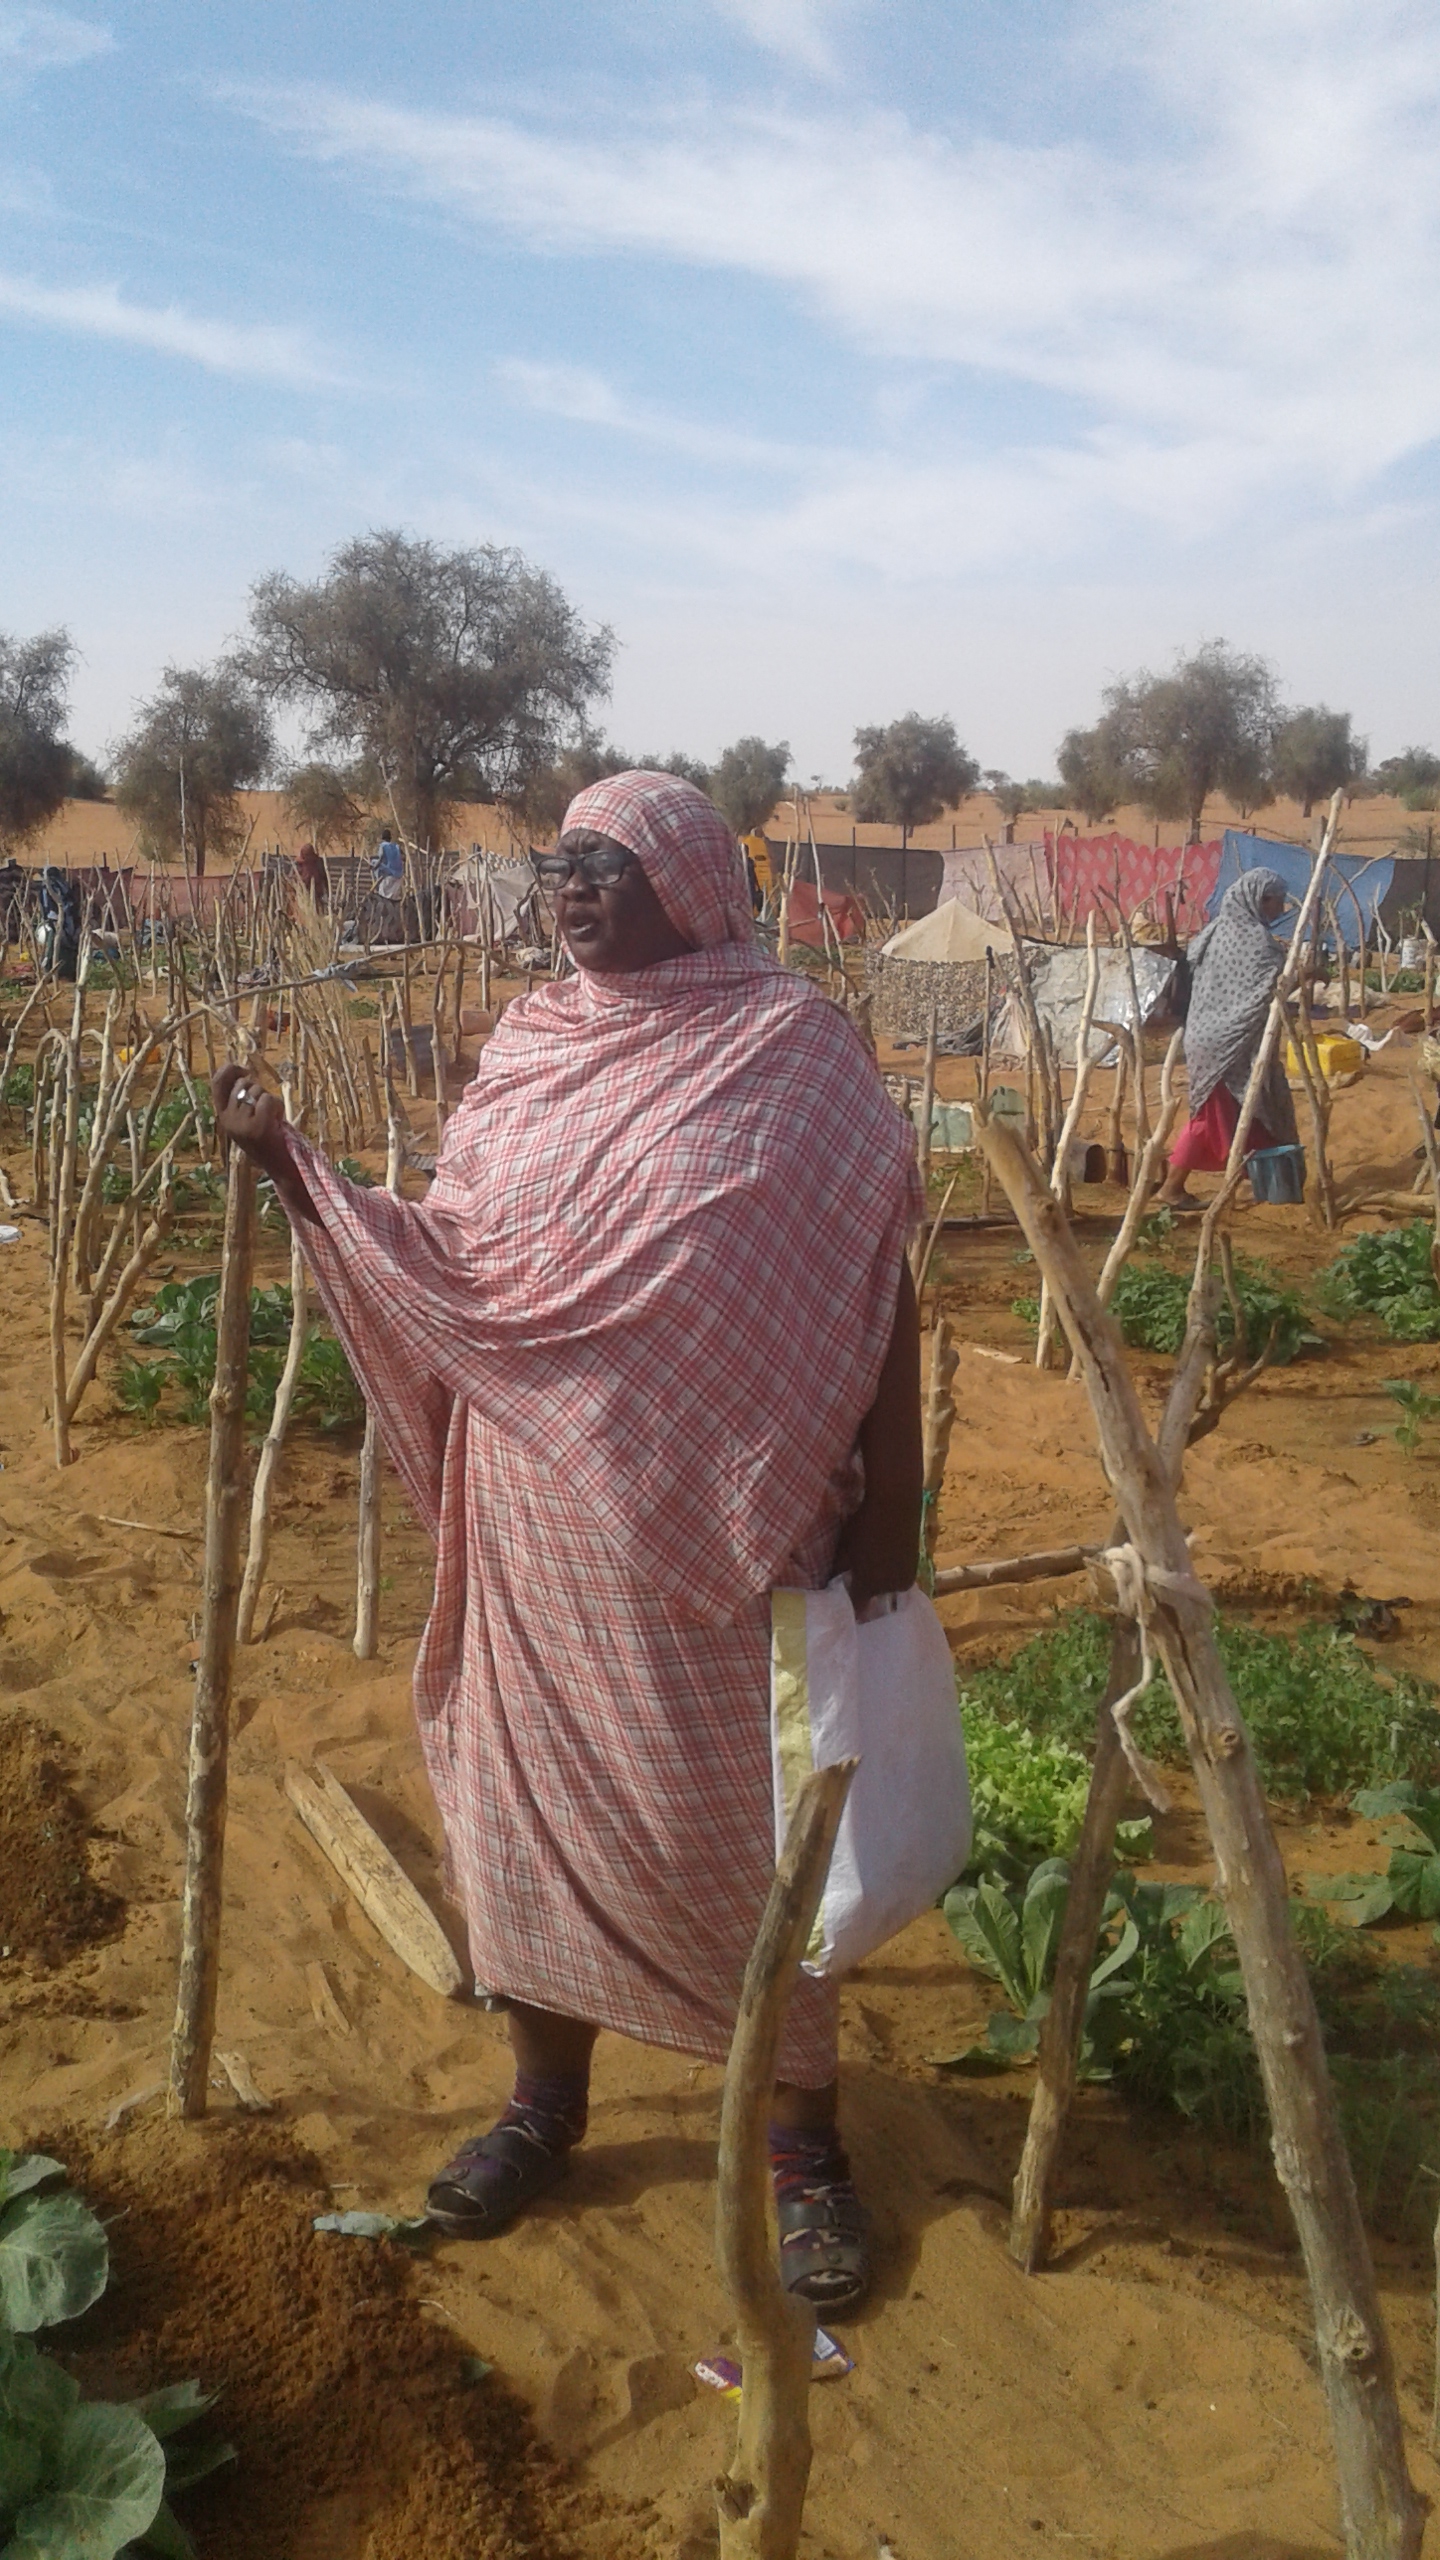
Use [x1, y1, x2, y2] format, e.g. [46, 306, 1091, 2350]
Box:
[978, 948, 994, 1217]
[974, 1107, 1424, 2560]
[1010, 1620, 1138, 2271]
[353, 1108, 403, 1660]
[907, 1004, 939, 1288]
[169, 1144, 257, 2119]
[714, 1760, 854, 2560]
[48, 1014, 81, 1467]
[237, 1080, 308, 1646]
[1035, 916, 1099, 1368]
[1292, 978, 1338, 1228]
[921, 1316, 958, 1569]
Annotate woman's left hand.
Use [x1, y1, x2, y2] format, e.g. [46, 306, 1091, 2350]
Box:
[833, 1496, 919, 1618]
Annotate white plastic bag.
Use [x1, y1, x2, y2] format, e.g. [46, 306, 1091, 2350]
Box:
[769, 1578, 971, 1976]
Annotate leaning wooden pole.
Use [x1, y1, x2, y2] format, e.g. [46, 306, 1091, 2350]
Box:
[974, 1107, 1425, 2560]
[714, 1761, 855, 2560]
[169, 1142, 258, 2119]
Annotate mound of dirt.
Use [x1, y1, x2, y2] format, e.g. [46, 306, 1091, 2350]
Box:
[54, 2117, 637, 2560]
[0, 1712, 124, 1964]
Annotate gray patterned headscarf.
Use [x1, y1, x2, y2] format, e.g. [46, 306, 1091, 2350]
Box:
[1183, 870, 1295, 1133]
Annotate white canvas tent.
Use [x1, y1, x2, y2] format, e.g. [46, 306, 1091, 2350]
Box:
[1000, 944, 1176, 1061]
[882, 898, 1014, 962]
[453, 855, 540, 940]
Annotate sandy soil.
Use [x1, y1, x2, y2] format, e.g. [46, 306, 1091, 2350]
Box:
[6, 1006, 1440, 2556]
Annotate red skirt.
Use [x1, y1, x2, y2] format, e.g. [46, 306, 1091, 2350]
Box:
[1168, 1085, 1277, 1176]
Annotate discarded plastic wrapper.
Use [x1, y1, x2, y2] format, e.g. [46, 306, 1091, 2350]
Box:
[313, 2208, 433, 2249]
[1345, 1022, 1395, 1054]
[0, 1227, 19, 1245]
[694, 2327, 854, 2399]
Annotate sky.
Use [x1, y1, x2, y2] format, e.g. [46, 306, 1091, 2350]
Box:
[3, 0, 1440, 782]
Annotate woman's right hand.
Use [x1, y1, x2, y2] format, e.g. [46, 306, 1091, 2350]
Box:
[211, 1066, 321, 1222]
[212, 1064, 284, 1165]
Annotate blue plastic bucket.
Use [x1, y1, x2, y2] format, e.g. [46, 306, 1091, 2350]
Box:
[1247, 1144, 1306, 1204]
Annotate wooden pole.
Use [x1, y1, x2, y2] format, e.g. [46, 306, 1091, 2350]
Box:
[979, 948, 994, 1216]
[1035, 915, 1099, 1368]
[974, 1107, 1424, 2560]
[1292, 977, 1338, 1229]
[714, 1761, 855, 2560]
[169, 1143, 257, 2120]
[353, 1109, 403, 1660]
[49, 1001, 83, 1467]
[1009, 1621, 1137, 2269]
[237, 1081, 308, 1646]
[1105, 1048, 1130, 1187]
[921, 1315, 958, 1571]
[908, 1003, 939, 1289]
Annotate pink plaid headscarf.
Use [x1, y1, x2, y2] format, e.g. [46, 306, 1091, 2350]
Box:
[561, 769, 756, 951]
[299, 774, 919, 1619]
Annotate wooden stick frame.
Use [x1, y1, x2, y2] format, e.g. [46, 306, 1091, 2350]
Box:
[972, 1099, 1423, 2560]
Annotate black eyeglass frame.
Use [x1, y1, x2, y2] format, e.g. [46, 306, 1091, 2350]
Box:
[531, 845, 635, 889]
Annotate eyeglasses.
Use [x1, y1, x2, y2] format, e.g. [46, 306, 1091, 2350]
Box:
[532, 845, 634, 889]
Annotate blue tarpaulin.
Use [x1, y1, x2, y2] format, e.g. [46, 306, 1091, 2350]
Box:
[1208, 832, 1394, 947]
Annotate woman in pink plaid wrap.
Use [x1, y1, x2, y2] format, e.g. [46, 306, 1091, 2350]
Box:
[215, 770, 922, 2311]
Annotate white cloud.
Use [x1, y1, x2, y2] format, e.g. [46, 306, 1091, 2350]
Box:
[232, 0, 1440, 564]
[0, 5, 112, 70]
[0, 271, 342, 384]
[706, 0, 852, 78]
[496, 356, 813, 471]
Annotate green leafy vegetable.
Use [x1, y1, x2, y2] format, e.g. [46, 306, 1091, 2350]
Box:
[1319, 1222, 1440, 1341]
[0, 2190, 109, 2333]
[122, 1276, 363, 1433]
[1383, 1378, 1440, 1455]
[2, 2400, 165, 2559]
[1304, 1783, 1440, 1927]
[961, 1609, 1440, 1801]
[0, 2157, 236, 2556]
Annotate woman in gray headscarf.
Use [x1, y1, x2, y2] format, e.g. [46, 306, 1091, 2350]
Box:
[1155, 869, 1298, 1207]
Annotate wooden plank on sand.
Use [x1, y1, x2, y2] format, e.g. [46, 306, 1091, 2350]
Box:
[284, 1760, 464, 2000]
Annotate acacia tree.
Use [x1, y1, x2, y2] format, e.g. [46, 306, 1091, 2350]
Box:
[112, 662, 273, 877]
[1060, 641, 1279, 843]
[709, 736, 789, 837]
[246, 530, 614, 850]
[284, 761, 366, 853]
[0, 628, 77, 850]
[1269, 706, 1366, 816]
[631, 748, 712, 788]
[1369, 746, 1440, 811]
[1056, 727, 1127, 825]
[852, 713, 978, 845]
[514, 729, 634, 838]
